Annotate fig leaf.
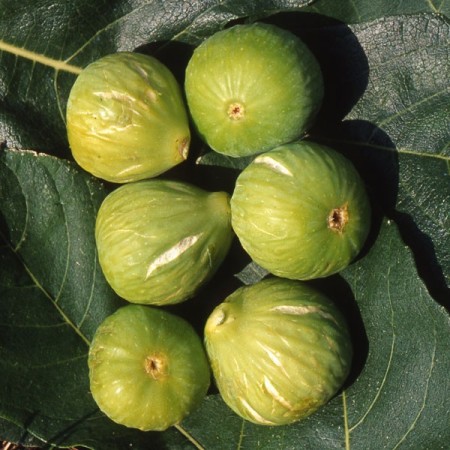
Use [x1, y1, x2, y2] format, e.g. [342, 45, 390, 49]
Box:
[0, 149, 187, 449]
[0, 1, 449, 449]
[181, 220, 450, 449]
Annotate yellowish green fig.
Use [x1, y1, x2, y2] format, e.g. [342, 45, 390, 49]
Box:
[66, 52, 190, 183]
[184, 23, 323, 157]
[88, 305, 210, 431]
[204, 277, 352, 426]
[230, 141, 371, 279]
[95, 179, 233, 305]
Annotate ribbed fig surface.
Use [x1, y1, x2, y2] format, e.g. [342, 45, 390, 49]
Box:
[66, 52, 190, 183]
[95, 179, 233, 305]
[231, 141, 371, 279]
[204, 277, 352, 426]
[184, 23, 323, 157]
[88, 305, 210, 431]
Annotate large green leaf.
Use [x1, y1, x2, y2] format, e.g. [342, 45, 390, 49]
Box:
[181, 220, 450, 450]
[0, 150, 195, 449]
[0, 1, 449, 449]
[0, 0, 312, 156]
[304, 0, 450, 23]
[201, 13, 450, 294]
[315, 14, 450, 293]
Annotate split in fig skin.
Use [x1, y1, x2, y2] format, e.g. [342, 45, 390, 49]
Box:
[95, 179, 234, 305]
[230, 140, 371, 280]
[204, 277, 352, 426]
[66, 52, 191, 183]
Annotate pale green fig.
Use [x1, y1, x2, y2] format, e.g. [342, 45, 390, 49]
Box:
[204, 277, 352, 426]
[230, 141, 371, 279]
[95, 179, 233, 305]
[88, 305, 210, 431]
[185, 23, 323, 157]
[66, 52, 190, 183]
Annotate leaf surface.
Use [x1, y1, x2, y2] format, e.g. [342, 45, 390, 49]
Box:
[0, 150, 190, 449]
[304, 0, 450, 22]
[0, 1, 449, 449]
[181, 221, 450, 449]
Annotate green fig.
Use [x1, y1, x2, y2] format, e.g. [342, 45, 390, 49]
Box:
[89, 305, 210, 431]
[230, 141, 371, 279]
[95, 179, 233, 305]
[204, 277, 352, 426]
[66, 52, 190, 183]
[184, 23, 323, 157]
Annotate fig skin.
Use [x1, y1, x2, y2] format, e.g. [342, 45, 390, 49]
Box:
[184, 23, 324, 157]
[95, 179, 233, 305]
[88, 305, 210, 431]
[204, 277, 352, 426]
[230, 141, 371, 280]
[66, 52, 190, 183]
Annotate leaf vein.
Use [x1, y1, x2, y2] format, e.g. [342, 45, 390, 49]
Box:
[392, 327, 437, 449]
[374, 86, 450, 131]
[349, 267, 396, 432]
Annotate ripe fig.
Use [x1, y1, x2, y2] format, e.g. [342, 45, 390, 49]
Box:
[230, 141, 371, 279]
[95, 179, 233, 305]
[66, 52, 190, 183]
[184, 23, 324, 157]
[204, 277, 352, 426]
[88, 305, 210, 430]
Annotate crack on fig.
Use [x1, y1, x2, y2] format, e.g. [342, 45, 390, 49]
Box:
[328, 203, 349, 234]
[271, 305, 340, 326]
[145, 234, 201, 278]
[254, 155, 293, 176]
[263, 375, 294, 410]
[177, 136, 190, 160]
[144, 354, 167, 380]
[238, 396, 276, 425]
[227, 102, 245, 120]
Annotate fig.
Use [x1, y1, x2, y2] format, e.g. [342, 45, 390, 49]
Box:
[95, 179, 233, 305]
[230, 141, 371, 279]
[204, 277, 352, 426]
[66, 52, 190, 183]
[184, 23, 323, 157]
[88, 304, 210, 430]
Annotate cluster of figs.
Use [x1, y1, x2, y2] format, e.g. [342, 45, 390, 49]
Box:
[66, 23, 371, 431]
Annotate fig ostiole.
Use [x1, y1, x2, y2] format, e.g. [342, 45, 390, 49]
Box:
[230, 140, 371, 280]
[204, 277, 352, 426]
[66, 51, 190, 183]
[184, 23, 324, 157]
[95, 179, 234, 305]
[88, 305, 210, 431]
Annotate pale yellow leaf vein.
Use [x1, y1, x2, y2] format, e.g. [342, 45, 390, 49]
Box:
[374, 87, 450, 131]
[174, 424, 205, 450]
[427, 0, 441, 13]
[392, 309, 437, 449]
[0, 40, 82, 74]
[237, 419, 246, 450]
[73, 179, 99, 332]
[342, 390, 350, 450]
[349, 267, 396, 432]
[21, 257, 90, 347]
[310, 135, 450, 163]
